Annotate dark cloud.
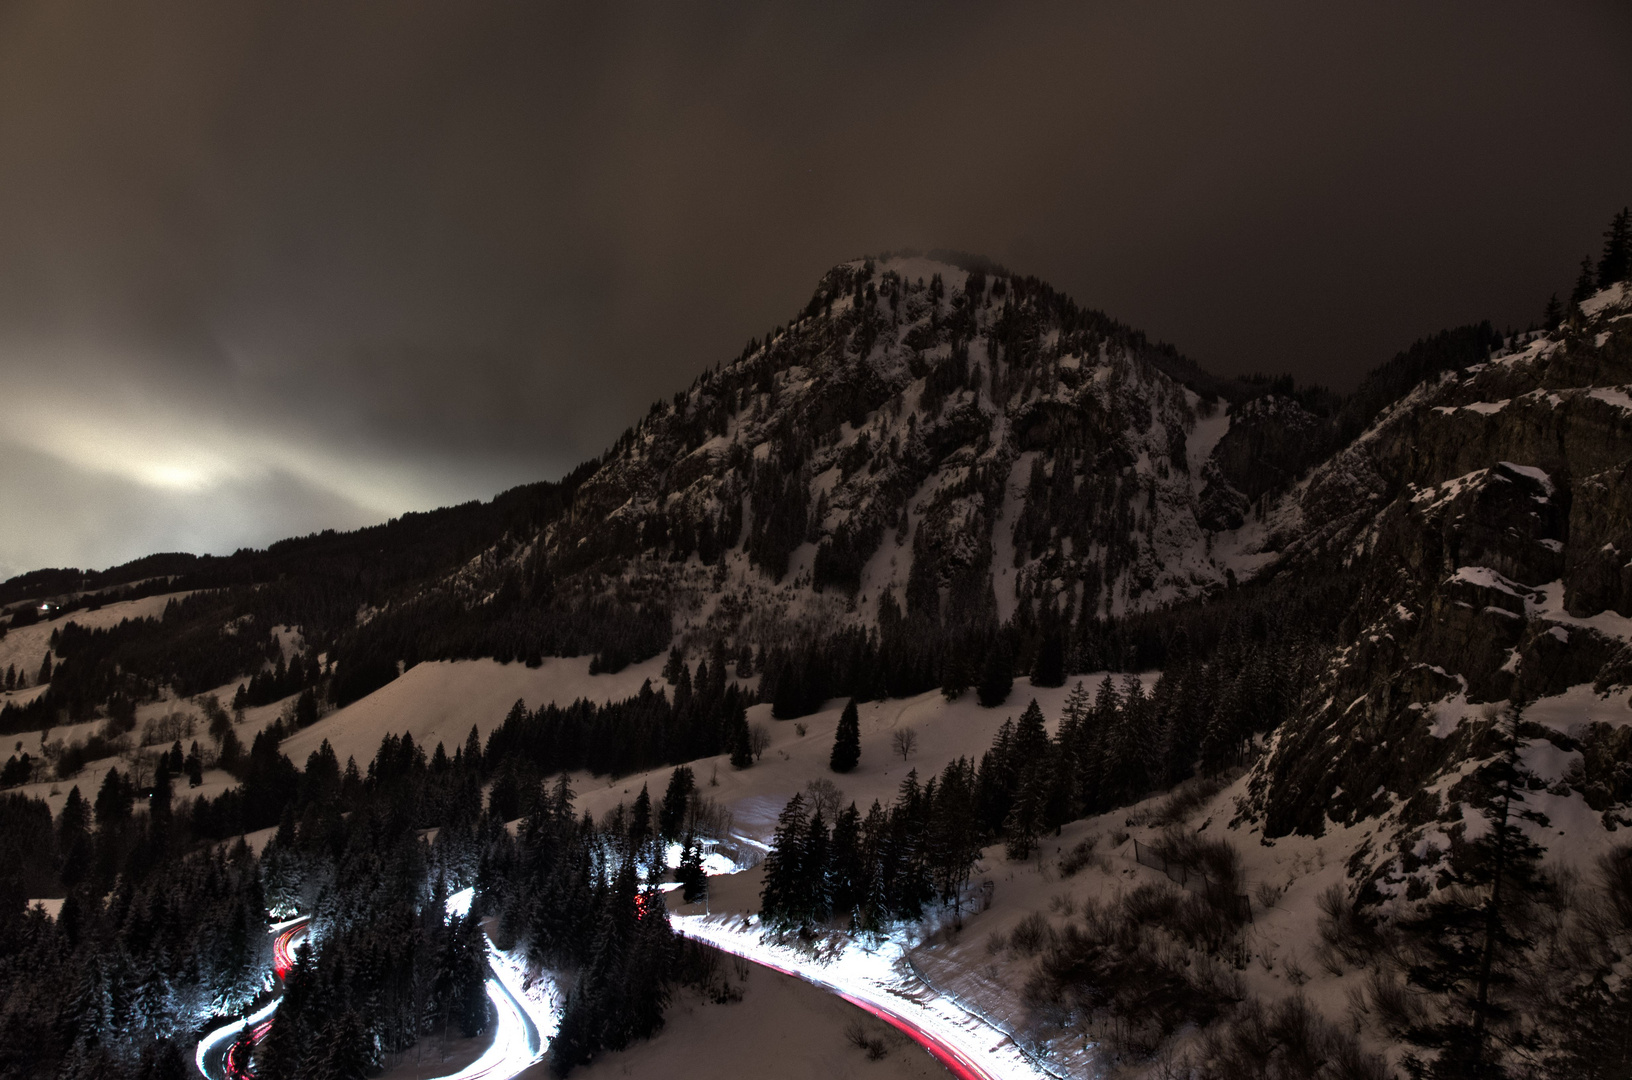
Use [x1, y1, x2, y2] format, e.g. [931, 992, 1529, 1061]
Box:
[1, 1, 1629, 573]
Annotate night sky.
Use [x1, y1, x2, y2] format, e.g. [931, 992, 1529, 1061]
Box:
[2, 2, 1629, 579]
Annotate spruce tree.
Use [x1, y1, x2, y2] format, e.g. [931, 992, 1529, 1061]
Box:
[759, 793, 808, 928]
[1542, 293, 1564, 332]
[1597, 206, 1631, 288]
[450, 913, 490, 1038]
[315, 1009, 376, 1080]
[661, 647, 685, 684]
[727, 699, 753, 769]
[801, 808, 832, 927]
[830, 699, 861, 773]
[1404, 706, 1549, 1077]
[1031, 605, 1066, 688]
[677, 833, 707, 903]
[657, 766, 696, 841]
[827, 804, 864, 925]
[1570, 256, 1597, 306]
[630, 785, 653, 852]
[1003, 761, 1046, 861]
[976, 644, 1012, 708]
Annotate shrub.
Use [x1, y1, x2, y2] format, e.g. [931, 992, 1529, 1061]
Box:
[1011, 911, 1054, 956]
[55, 732, 126, 779]
[1316, 884, 1380, 965]
[1196, 995, 1392, 1080]
[1600, 844, 1632, 933]
[1024, 900, 1245, 1058]
[1151, 829, 1245, 897]
[1365, 969, 1426, 1035]
[1153, 773, 1230, 827]
[844, 1021, 889, 1060]
[1059, 837, 1098, 877]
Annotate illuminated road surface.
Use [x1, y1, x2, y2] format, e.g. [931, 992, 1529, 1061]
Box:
[194, 902, 554, 1080]
[195, 917, 308, 1079]
[196, 895, 1025, 1080]
[435, 950, 549, 1080]
[674, 915, 1050, 1080]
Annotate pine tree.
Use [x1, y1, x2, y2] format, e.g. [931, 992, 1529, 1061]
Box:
[623, 886, 677, 1044]
[629, 785, 653, 852]
[926, 759, 980, 910]
[827, 804, 865, 925]
[314, 1009, 376, 1080]
[1004, 763, 1046, 861]
[1542, 293, 1564, 332]
[657, 766, 695, 841]
[677, 833, 707, 903]
[1056, 681, 1093, 815]
[801, 808, 832, 926]
[830, 699, 861, 773]
[257, 942, 315, 1080]
[37, 651, 51, 685]
[1107, 675, 1152, 804]
[294, 688, 318, 729]
[450, 914, 490, 1038]
[1031, 605, 1066, 688]
[759, 794, 808, 928]
[1597, 207, 1631, 288]
[1404, 706, 1549, 1078]
[727, 700, 753, 769]
[1570, 256, 1597, 306]
[661, 647, 685, 684]
[976, 644, 1012, 708]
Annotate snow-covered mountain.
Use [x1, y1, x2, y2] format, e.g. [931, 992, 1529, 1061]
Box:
[488, 255, 1283, 651]
[6, 242, 1632, 1078]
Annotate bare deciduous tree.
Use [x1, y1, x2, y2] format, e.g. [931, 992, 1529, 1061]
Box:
[749, 722, 771, 762]
[891, 727, 918, 761]
[804, 778, 844, 820]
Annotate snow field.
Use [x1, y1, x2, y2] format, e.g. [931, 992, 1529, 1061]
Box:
[281, 654, 670, 771]
[0, 590, 191, 681]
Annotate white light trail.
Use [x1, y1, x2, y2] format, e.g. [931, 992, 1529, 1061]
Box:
[436, 980, 534, 1080]
[194, 996, 279, 1079]
[673, 914, 1058, 1080]
[194, 910, 560, 1080]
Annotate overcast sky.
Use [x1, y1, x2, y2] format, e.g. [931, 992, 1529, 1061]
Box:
[1, 2, 1629, 579]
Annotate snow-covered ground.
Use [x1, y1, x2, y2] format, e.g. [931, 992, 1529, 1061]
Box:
[669, 914, 1047, 1080]
[5, 674, 301, 817]
[0, 590, 191, 683]
[282, 654, 670, 769]
[565, 675, 1158, 835]
[541, 941, 963, 1080]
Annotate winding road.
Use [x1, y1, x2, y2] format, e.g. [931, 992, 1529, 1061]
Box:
[194, 916, 309, 1079]
[193, 906, 548, 1080]
[672, 915, 1038, 1080]
[194, 900, 1030, 1080]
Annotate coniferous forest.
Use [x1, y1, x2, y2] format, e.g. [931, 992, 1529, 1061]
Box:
[0, 700, 739, 1079]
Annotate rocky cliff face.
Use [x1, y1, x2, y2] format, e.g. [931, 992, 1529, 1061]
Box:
[1238, 282, 1632, 902]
